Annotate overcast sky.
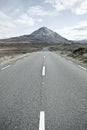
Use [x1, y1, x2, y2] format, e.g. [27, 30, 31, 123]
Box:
[0, 0, 87, 40]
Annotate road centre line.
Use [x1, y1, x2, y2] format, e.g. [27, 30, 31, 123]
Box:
[42, 66, 46, 76]
[39, 111, 45, 130]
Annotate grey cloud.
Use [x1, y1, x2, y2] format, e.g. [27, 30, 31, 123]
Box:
[73, 26, 87, 31]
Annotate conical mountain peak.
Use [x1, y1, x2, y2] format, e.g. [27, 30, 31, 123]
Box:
[0, 27, 69, 44]
[29, 27, 68, 43]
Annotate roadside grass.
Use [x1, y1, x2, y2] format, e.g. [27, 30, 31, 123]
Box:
[0, 43, 41, 64]
[49, 43, 87, 65]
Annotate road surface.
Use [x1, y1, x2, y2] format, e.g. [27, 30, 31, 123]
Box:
[0, 51, 87, 130]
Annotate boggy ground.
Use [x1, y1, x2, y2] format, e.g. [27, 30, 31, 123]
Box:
[49, 43, 87, 66]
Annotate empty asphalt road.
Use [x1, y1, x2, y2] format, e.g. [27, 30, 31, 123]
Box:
[0, 51, 87, 130]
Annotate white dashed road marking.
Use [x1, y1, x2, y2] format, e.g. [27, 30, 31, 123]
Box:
[39, 111, 45, 130]
[42, 66, 46, 76]
[44, 56, 46, 59]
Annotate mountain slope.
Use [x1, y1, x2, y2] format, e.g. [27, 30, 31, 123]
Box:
[27, 27, 68, 43]
[0, 27, 69, 43]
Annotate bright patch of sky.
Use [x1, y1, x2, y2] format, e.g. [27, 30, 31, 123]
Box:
[0, 0, 87, 40]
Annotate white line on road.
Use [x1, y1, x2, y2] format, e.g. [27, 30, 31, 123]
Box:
[39, 111, 45, 130]
[1, 65, 11, 70]
[79, 65, 87, 71]
[42, 66, 45, 76]
[44, 56, 46, 58]
[68, 60, 73, 64]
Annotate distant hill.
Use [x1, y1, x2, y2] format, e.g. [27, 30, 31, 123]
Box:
[79, 39, 87, 44]
[0, 27, 69, 44]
